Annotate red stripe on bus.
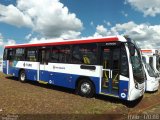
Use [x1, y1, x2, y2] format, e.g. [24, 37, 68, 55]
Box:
[5, 37, 119, 48]
[141, 50, 152, 53]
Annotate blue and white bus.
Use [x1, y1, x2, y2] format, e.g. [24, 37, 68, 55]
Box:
[3, 36, 145, 101]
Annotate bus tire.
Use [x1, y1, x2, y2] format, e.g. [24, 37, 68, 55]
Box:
[77, 79, 95, 98]
[19, 70, 26, 83]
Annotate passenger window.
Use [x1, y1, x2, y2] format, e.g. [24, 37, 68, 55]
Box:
[26, 49, 37, 62]
[72, 44, 97, 65]
[15, 48, 25, 61]
[8, 49, 15, 60]
[50, 46, 71, 63]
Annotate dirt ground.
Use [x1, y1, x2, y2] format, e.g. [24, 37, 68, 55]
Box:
[0, 72, 160, 120]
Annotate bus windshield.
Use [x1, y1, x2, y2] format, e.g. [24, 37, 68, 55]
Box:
[145, 63, 157, 77]
[128, 43, 145, 84]
[156, 55, 160, 71]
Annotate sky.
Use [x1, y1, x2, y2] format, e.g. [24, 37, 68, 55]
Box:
[1, 0, 160, 57]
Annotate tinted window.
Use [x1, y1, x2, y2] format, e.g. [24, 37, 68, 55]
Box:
[26, 48, 37, 62]
[8, 49, 15, 60]
[50, 46, 71, 63]
[72, 44, 97, 65]
[15, 48, 25, 61]
[3, 49, 8, 60]
[142, 56, 146, 64]
[149, 57, 153, 69]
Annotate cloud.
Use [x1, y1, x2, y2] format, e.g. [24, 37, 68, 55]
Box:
[0, 0, 83, 39]
[0, 4, 33, 28]
[6, 39, 16, 45]
[93, 21, 160, 48]
[0, 33, 16, 57]
[0, 33, 3, 46]
[25, 33, 32, 40]
[29, 37, 64, 43]
[93, 25, 106, 37]
[126, 0, 160, 17]
[104, 20, 111, 26]
[0, 33, 16, 46]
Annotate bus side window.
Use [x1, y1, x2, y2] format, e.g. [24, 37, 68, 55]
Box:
[8, 49, 15, 60]
[142, 56, 146, 63]
[26, 49, 37, 62]
[72, 44, 97, 65]
[15, 48, 25, 61]
[50, 46, 70, 63]
[149, 57, 153, 69]
[72, 45, 82, 64]
[59, 46, 71, 63]
[3, 49, 8, 60]
[50, 47, 59, 63]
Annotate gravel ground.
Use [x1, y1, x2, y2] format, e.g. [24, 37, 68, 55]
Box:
[0, 72, 123, 115]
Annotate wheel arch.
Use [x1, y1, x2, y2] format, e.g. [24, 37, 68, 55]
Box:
[18, 68, 26, 79]
[18, 68, 25, 76]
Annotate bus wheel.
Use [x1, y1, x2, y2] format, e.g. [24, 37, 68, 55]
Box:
[77, 79, 95, 98]
[19, 70, 26, 83]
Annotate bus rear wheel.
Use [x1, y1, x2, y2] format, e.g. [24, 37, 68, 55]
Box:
[77, 79, 95, 98]
[19, 70, 26, 83]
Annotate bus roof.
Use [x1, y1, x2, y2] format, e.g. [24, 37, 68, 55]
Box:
[5, 35, 127, 49]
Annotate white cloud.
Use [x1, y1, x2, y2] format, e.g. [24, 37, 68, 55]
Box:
[0, 33, 3, 45]
[94, 25, 106, 37]
[0, 33, 16, 46]
[0, 4, 33, 28]
[29, 37, 64, 43]
[6, 39, 16, 45]
[25, 33, 32, 40]
[126, 0, 160, 17]
[104, 20, 111, 26]
[93, 21, 160, 49]
[0, 0, 83, 39]
[0, 33, 16, 57]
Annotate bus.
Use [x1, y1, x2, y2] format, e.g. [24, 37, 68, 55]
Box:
[141, 60, 159, 92]
[141, 49, 160, 81]
[3, 36, 145, 101]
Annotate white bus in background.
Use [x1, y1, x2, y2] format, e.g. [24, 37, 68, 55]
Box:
[142, 60, 159, 92]
[141, 49, 160, 77]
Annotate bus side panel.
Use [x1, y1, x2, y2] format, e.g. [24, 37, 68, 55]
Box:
[7, 61, 20, 77]
[119, 80, 129, 100]
[15, 61, 39, 81]
[89, 77, 100, 94]
[49, 72, 75, 88]
[10, 67, 19, 77]
[25, 69, 37, 81]
[46, 63, 101, 93]
[3, 60, 7, 74]
[48, 72, 100, 94]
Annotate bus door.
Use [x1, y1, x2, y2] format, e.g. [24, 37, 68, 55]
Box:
[101, 47, 120, 96]
[39, 48, 50, 82]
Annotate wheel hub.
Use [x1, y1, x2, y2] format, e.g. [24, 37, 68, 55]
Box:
[81, 82, 91, 94]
